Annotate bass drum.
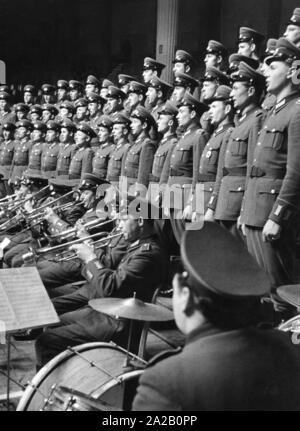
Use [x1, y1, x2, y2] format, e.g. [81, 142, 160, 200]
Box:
[17, 342, 144, 411]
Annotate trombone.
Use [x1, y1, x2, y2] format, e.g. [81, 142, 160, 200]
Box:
[26, 190, 77, 221]
[49, 218, 113, 241]
[55, 232, 123, 262]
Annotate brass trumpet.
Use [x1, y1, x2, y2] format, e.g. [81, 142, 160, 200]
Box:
[26, 190, 77, 221]
[55, 232, 123, 262]
[50, 218, 113, 240]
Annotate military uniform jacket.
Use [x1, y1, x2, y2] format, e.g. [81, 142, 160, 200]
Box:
[241, 92, 300, 228]
[149, 133, 177, 184]
[27, 142, 45, 173]
[92, 140, 115, 180]
[41, 142, 60, 178]
[121, 131, 156, 192]
[194, 123, 234, 211]
[56, 143, 76, 176]
[133, 322, 300, 411]
[68, 146, 93, 180]
[9, 137, 32, 183]
[106, 138, 131, 182]
[81, 234, 168, 302]
[0, 139, 15, 179]
[209, 107, 264, 221]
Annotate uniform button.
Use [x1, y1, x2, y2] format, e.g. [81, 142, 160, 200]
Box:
[271, 189, 275, 194]
[237, 187, 242, 191]
[172, 155, 175, 157]
[257, 142, 261, 146]
[253, 159, 256, 162]
[272, 128, 275, 132]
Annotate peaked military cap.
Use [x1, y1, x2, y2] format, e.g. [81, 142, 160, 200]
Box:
[143, 57, 166, 73]
[74, 98, 88, 108]
[76, 122, 97, 138]
[23, 172, 49, 187]
[0, 91, 10, 100]
[79, 173, 107, 191]
[181, 222, 270, 298]
[14, 103, 30, 113]
[231, 62, 265, 87]
[173, 72, 199, 91]
[32, 120, 47, 133]
[16, 119, 33, 130]
[2, 121, 16, 131]
[29, 104, 42, 115]
[69, 80, 84, 90]
[86, 75, 101, 87]
[148, 76, 172, 94]
[206, 40, 228, 57]
[127, 81, 147, 95]
[23, 84, 36, 94]
[228, 53, 259, 73]
[210, 85, 232, 102]
[112, 112, 131, 127]
[277, 285, 300, 308]
[106, 85, 126, 100]
[118, 74, 136, 86]
[172, 49, 194, 65]
[200, 66, 230, 85]
[96, 115, 113, 129]
[60, 118, 76, 132]
[265, 37, 300, 65]
[41, 83, 56, 94]
[60, 100, 75, 111]
[49, 177, 79, 191]
[42, 103, 59, 115]
[57, 80, 69, 90]
[46, 120, 60, 131]
[264, 38, 277, 56]
[130, 105, 156, 126]
[86, 92, 105, 104]
[0, 85, 10, 93]
[287, 8, 300, 27]
[157, 100, 178, 116]
[102, 79, 114, 89]
[177, 92, 208, 116]
[238, 26, 265, 45]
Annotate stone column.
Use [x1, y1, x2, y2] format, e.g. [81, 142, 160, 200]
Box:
[156, 0, 179, 84]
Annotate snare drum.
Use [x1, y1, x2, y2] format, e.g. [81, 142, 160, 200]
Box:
[17, 342, 144, 411]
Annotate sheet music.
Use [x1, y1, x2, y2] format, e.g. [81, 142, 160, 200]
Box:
[0, 267, 59, 333]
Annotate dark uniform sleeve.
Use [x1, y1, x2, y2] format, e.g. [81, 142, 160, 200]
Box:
[269, 108, 300, 224]
[136, 139, 156, 192]
[80, 148, 93, 178]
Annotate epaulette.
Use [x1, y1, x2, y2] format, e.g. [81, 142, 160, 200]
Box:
[147, 347, 182, 368]
[140, 242, 151, 252]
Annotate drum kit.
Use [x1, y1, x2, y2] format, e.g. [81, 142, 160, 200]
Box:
[16, 295, 174, 411]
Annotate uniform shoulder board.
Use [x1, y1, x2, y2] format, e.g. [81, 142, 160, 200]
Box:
[140, 242, 151, 251]
[147, 347, 182, 368]
[196, 128, 204, 135]
[296, 99, 300, 105]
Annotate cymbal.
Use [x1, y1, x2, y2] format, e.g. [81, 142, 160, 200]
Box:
[89, 297, 174, 322]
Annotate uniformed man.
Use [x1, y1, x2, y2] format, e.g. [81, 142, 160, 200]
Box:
[41, 84, 57, 104]
[133, 222, 300, 411]
[56, 118, 76, 177]
[0, 121, 16, 196]
[121, 106, 157, 196]
[146, 76, 172, 121]
[41, 103, 59, 124]
[187, 86, 234, 220]
[57, 100, 75, 122]
[172, 72, 199, 106]
[260, 39, 277, 111]
[69, 80, 84, 103]
[9, 119, 33, 184]
[85, 74, 101, 96]
[205, 62, 265, 240]
[0, 91, 16, 126]
[172, 49, 195, 76]
[23, 84, 36, 106]
[67, 123, 94, 180]
[92, 115, 115, 180]
[237, 26, 265, 61]
[87, 92, 105, 130]
[55, 80, 69, 108]
[25, 121, 47, 175]
[104, 85, 126, 115]
[204, 40, 228, 72]
[126, 81, 147, 115]
[161, 92, 209, 243]
[40, 120, 61, 178]
[14, 103, 30, 122]
[73, 98, 89, 124]
[29, 104, 43, 122]
[118, 74, 136, 94]
[35, 194, 168, 366]
[100, 78, 114, 100]
[240, 38, 300, 319]
[142, 57, 166, 84]
[283, 8, 300, 47]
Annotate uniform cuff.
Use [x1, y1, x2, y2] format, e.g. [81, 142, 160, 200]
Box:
[269, 199, 294, 225]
